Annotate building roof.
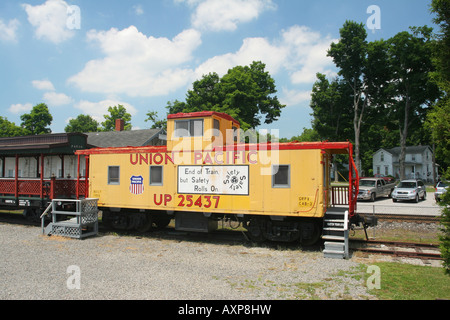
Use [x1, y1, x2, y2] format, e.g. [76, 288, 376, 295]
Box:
[0, 133, 88, 156]
[86, 128, 165, 148]
[375, 145, 432, 156]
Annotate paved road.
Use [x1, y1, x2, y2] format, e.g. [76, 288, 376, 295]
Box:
[356, 192, 442, 216]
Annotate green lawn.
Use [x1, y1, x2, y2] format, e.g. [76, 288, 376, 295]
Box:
[365, 262, 450, 300]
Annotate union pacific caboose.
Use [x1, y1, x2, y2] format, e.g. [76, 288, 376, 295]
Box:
[75, 111, 369, 258]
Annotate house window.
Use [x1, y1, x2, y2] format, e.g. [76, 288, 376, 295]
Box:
[149, 166, 163, 186]
[376, 166, 380, 175]
[108, 166, 120, 185]
[412, 154, 416, 161]
[272, 165, 290, 188]
[174, 119, 204, 137]
[380, 152, 384, 162]
[385, 166, 389, 176]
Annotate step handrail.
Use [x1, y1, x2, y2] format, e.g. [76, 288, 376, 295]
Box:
[343, 210, 349, 231]
[40, 202, 53, 234]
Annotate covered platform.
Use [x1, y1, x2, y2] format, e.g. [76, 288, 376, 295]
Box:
[0, 133, 89, 217]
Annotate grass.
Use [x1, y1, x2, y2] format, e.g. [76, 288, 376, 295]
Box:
[350, 224, 441, 244]
[365, 262, 450, 300]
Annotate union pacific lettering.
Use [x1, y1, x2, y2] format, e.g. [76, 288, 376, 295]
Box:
[129, 151, 259, 166]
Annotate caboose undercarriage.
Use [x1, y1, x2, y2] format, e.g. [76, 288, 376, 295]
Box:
[100, 208, 326, 246]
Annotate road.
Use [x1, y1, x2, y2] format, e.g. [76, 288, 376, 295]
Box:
[355, 192, 442, 216]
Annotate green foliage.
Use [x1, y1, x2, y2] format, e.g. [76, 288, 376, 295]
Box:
[0, 116, 25, 137]
[65, 114, 100, 133]
[145, 111, 167, 130]
[165, 61, 285, 130]
[101, 105, 132, 131]
[439, 189, 450, 275]
[20, 103, 53, 135]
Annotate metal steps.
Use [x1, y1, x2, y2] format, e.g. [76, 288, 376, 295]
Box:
[322, 207, 349, 259]
[41, 198, 99, 239]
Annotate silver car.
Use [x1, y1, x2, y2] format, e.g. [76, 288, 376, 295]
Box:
[392, 179, 426, 203]
[435, 181, 448, 202]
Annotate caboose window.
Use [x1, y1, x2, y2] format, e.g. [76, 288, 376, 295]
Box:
[108, 166, 120, 185]
[272, 165, 290, 188]
[174, 119, 204, 137]
[149, 166, 163, 186]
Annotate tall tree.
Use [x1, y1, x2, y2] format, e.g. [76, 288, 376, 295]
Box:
[20, 103, 53, 135]
[327, 21, 369, 173]
[310, 73, 353, 142]
[101, 105, 132, 131]
[65, 114, 100, 133]
[425, 0, 450, 276]
[386, 27, 439, 180]
[169, 61, 285, 130]
[426, 0, 450, 179]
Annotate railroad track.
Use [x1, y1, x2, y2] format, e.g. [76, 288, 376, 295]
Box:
[350, 239, 442, 260]
[359, 213, 440, 223]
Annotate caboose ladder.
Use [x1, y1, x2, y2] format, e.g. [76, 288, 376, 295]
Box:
[322, 207, 349, 259]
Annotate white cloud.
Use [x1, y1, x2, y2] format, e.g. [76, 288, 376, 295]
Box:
[180, 0, 275, 32]
[280, 88, 311, 107]
[68, 26, 202, 97]
[74, 100, 138, 123]
[9, 103, 32, 114]
[22, 0, 74, 44]
[43, 92, 73, 106]
[32, 79, 56, 91]
[195, 25, 336, 86]
[195, 36, 286, 78]
[0, 18, 20, 42]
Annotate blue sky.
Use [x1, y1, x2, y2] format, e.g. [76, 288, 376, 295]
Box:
[0, 0, 436, 139]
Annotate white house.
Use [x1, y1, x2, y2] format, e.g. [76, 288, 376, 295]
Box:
[373, 146, 437, 182]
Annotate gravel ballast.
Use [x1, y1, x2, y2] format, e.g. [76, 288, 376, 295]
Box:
[0, 223, 377, 300]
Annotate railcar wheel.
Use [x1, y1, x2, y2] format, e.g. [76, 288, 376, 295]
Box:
[245, 218, 265, 242]
[135, 214, 153, 233]
[152, 213, 171, 230]
[299, 221, 321, 246]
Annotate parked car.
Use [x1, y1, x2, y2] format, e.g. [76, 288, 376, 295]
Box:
[435, 181, 448, 202]
[358, 178, 396, 201]
[392, 179, 426, 203]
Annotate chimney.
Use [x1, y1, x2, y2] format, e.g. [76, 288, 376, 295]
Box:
[115, 119, 125, 132]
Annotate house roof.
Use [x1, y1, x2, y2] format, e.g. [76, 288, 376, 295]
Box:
[375, 145, 431, 156]
[86, 129, 165, 148]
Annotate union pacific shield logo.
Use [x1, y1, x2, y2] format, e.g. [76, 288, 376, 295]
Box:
[130, 175, 144, 195]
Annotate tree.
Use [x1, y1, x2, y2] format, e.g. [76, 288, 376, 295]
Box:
[145, 111, 167, 130]
[310, 73, 353, 142]
[426, 0, 450, 179]
[386, 27, 439, 180]
[168, 61, 285, 130]
[65, 114, 100, 133]
[101, 105, 132, 131]
[0, 116, 25, 137]
[327, 21, 369, 174]
[426, 0, 450, 276]
[20, 103, 53, 135]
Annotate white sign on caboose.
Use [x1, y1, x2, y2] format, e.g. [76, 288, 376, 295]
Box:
[178, 165, 249, 195]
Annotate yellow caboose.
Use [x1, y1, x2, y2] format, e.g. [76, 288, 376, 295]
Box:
[76, 111, 361, 247]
